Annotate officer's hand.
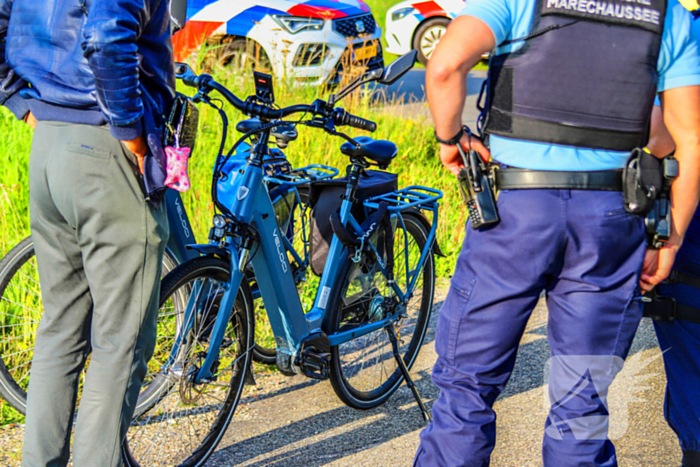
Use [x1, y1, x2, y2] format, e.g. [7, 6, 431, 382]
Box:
[122, 135, 148, 175]
[439, 134, 491, 176]
[640, 240, 682, 293]
[24, 112, 36, 130]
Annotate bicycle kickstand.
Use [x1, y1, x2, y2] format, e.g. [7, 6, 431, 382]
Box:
[386, 324, 433, 424]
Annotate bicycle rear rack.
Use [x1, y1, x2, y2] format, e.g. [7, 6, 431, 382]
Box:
[264, 164, 339, 186]
[362, 185, 443, 212]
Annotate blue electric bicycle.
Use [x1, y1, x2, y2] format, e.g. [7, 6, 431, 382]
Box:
[0, 131, 337, 416]
[122, 51, 443, 466]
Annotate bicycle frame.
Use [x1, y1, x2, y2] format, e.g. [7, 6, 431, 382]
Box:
[163, 189, 200, 265]
[171, 132, 442, 383]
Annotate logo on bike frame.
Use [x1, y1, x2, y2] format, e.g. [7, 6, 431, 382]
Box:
[272, 229, 288, 273]
[175, 197, 191, 239]
[237, 186, 250, 201]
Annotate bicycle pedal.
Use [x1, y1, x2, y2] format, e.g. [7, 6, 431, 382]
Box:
[297, 350, 331, 380]
[295, 331, 332, 380]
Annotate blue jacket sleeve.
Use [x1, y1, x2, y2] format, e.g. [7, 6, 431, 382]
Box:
[0, 0, 29, 120]
[82, 0, 153, 140]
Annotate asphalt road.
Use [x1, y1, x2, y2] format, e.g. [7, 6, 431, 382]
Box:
[202, 288, 680, 467]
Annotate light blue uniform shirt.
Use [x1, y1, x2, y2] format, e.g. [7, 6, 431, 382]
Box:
[461, 0, 700, 171]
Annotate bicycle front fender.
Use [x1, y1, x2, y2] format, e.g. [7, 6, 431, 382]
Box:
[185, 244, 230, 258]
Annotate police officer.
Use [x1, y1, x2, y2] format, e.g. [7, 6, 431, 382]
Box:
[647, 44, 700, 465]
[415, 0, 700, 465]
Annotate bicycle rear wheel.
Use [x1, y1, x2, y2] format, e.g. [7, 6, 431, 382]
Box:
[325, 213, 435, 409]
[0, 236, 179, 414]
[122, 256, 254, 467]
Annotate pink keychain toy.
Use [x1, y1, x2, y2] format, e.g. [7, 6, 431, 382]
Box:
[164, 146, 191, 192]
[164, 111, 192, 193]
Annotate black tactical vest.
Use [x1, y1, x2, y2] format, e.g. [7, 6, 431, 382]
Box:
[483, 0, 667, 151]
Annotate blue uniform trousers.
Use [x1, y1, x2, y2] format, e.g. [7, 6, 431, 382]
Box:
[415, 189, 646, 467]
[655, 233, 700, 465]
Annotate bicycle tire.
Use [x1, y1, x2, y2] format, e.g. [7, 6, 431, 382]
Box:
[252, 187, 312, 364]
[122, 256, 255, 467]
[0, 235, 179, 414]
[325, 213, 435, 409]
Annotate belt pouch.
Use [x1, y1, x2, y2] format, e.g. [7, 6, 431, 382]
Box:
[623, 148, 663, 216]
[643, 290, 677, 322]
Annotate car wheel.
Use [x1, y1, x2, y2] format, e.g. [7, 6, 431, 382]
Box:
[204, 38, 272, 74]
[413, 17, 451, 66]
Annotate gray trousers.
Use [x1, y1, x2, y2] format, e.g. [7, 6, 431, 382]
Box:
[21, 122, 169, 467]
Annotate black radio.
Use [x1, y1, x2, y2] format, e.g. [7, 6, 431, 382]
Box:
[456, 144, 499, 230]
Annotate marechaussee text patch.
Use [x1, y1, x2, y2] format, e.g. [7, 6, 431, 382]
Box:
[542, 0, 667, 33]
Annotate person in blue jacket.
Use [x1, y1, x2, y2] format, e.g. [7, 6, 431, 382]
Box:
[415, 0, 700, 466]
[0, 1, 175, 466]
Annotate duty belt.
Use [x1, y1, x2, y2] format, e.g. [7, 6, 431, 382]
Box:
[644, 270, 700, 325]
[495, 168, 624, 191]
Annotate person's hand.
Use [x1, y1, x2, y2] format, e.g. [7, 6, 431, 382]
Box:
[439, 133, 491, 175]
[640, 238, 682, 293]
[122, 135, 147, 174]
[24, 112, 36, 130]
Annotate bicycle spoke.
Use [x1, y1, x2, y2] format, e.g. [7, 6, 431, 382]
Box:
[2, 346, 34, 359]
[8, 358, 32, 374]
[7, 280, 41, 300]
[0, 297, 43, 319]
[17, 269, 41, 287]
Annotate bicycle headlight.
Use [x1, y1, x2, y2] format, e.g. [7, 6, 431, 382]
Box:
[391, 7, 415, 21]
[272, 15, 325, 34]
[213, 215, 227, 229]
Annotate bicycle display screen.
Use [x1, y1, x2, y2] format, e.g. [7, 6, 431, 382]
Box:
[254, 71, 275, 104]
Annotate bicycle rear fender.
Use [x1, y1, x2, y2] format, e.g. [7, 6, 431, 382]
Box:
[402, 208, 445, 257]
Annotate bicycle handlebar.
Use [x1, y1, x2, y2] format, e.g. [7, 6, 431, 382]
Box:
[184, 73, 377, 132]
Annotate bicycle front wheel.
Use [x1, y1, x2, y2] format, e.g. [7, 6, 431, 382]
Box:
[122, 256, 254, 467]
[326, 213, 435, 409]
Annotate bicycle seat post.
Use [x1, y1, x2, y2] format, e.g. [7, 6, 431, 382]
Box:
[341, 158, 369, 209]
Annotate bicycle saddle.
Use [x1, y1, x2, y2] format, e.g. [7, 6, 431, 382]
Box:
[340, 136, 397, 169]
[236, 118, 298, 147]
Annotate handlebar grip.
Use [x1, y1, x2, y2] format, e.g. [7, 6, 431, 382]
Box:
[346, 114, 377, 132]
[181, 74, 198, 88]
[335, 109, 376, 132]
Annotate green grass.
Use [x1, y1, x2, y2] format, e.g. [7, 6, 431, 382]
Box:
[0, 66, 468, 426]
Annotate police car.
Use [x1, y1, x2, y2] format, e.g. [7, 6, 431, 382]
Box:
[385, 0, 464, 65]
[174, 0, 383, 85]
